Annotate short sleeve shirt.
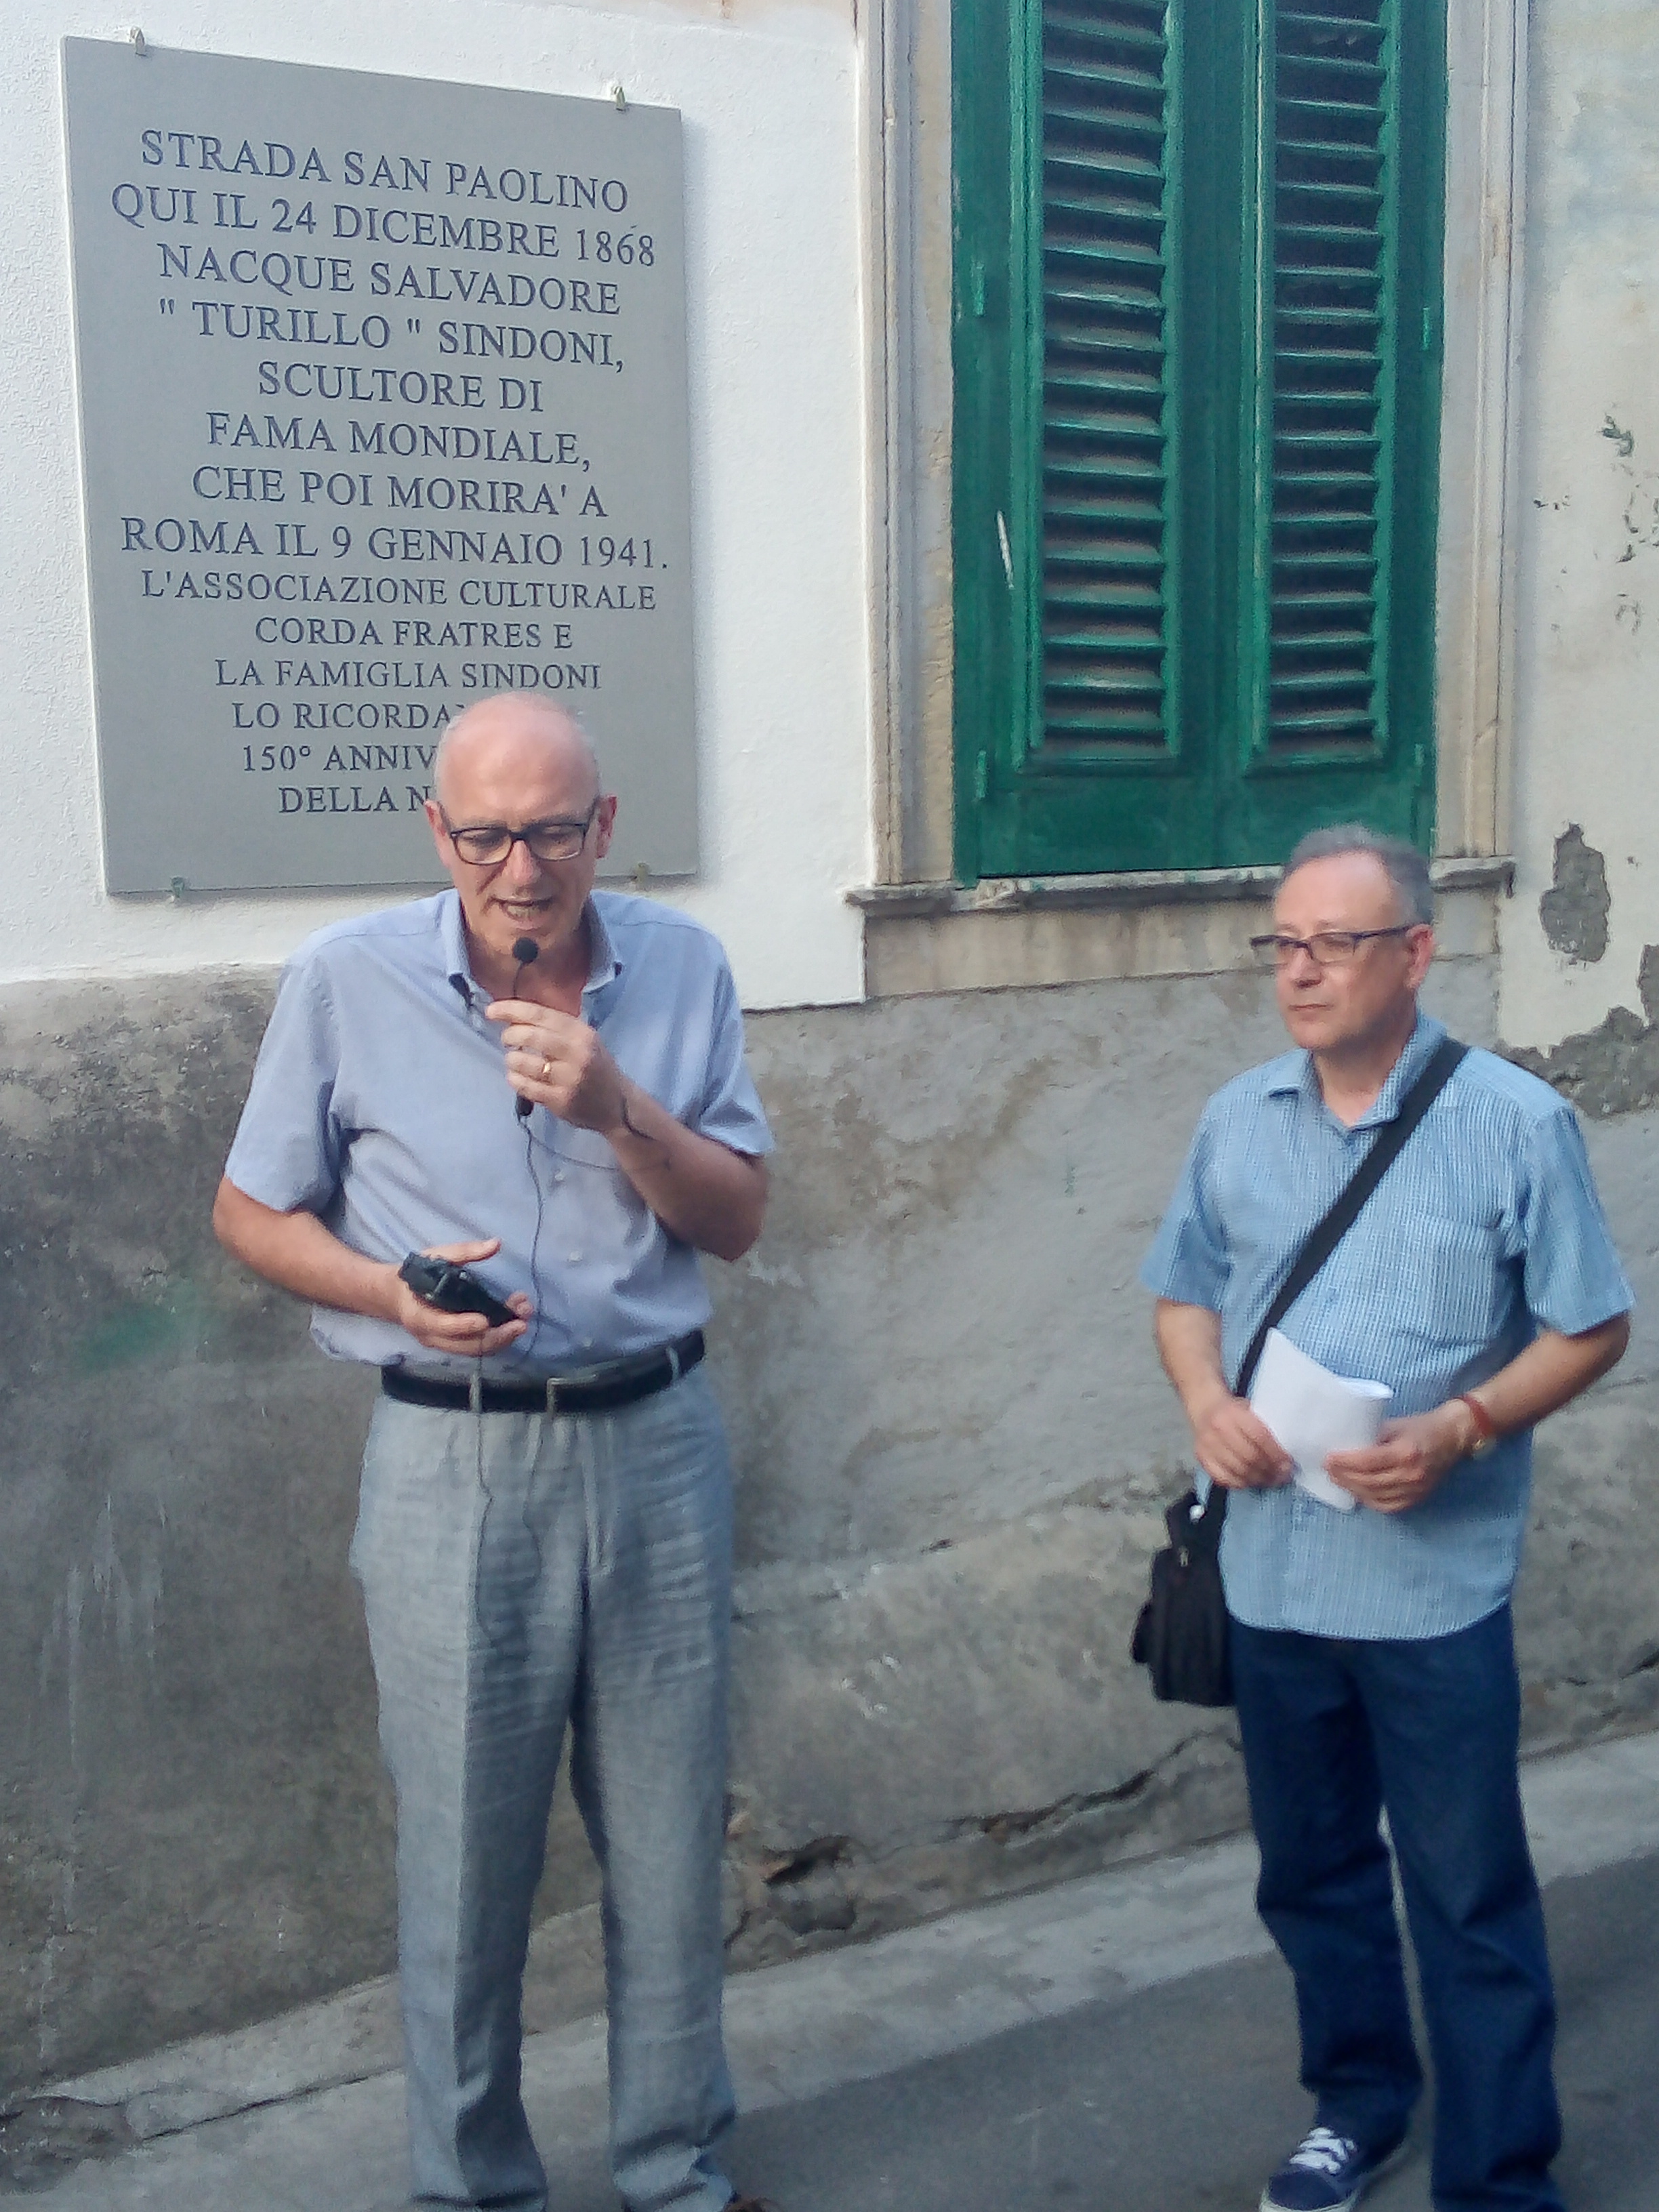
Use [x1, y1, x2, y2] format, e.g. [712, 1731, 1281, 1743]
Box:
[224, 888, 773, 1376]
[1139, 1015, 1632, 1639]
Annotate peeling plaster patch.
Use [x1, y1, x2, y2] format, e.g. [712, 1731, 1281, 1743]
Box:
[1603, 413, 1636, 460]
[1508, 1002, 1659, 1119]
[1539, 825, 1611, 963]
[1639, 944, 1659, 1025]
[1589, 407, 1659, 565]
[1511, 955, 1659, 1120]
[1618, 474, 1659, 564]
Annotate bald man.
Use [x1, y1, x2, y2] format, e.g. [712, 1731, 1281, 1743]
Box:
[215, 695, 773, 2212]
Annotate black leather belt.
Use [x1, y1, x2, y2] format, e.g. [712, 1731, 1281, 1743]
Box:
[382, 1329, 705, 1416]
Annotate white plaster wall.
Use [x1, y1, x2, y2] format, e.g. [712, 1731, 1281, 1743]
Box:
[0, 0, 870, 1008]
[1502, 0, 1659, 1050]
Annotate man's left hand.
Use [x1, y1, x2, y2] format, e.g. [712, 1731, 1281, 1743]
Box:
[486, 994, 764, 1261]
[487, 999, 628, 1133]
[1325, 1404, 1469, 1514]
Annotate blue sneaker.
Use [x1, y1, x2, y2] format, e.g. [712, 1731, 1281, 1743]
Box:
[1260, 2126, 1406, 2212]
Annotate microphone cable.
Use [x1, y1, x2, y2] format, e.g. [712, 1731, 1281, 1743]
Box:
[508, 937, 552, 1376]
[468, 936, 550, 1655]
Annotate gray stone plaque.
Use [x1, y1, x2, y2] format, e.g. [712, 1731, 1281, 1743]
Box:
[63, 39, 696, 893]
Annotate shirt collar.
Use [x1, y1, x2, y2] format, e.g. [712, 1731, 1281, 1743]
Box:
[581, 896, 620, 1002]
[440, 887, 474, 998]
[442, 886, 622, 1008]
[1269, 1008, 1447, 1130]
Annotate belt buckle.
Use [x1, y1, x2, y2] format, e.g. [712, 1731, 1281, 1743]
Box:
[541, 1341, 680, 1419]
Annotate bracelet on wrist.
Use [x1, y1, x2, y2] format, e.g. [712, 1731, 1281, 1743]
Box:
[1455, 1391, 1499, 1458]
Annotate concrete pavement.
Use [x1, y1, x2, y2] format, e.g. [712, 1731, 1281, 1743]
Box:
[5, 1729, 1658, 2209]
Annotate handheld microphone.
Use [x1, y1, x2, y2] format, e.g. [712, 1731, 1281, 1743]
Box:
[510, 937, 539, 1120]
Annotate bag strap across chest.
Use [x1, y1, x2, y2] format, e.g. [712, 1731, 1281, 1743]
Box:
[1230, 1033, 1469, 1401]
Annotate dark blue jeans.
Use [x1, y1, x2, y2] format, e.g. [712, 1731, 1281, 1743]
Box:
[1231, 1605, 1563, 2212]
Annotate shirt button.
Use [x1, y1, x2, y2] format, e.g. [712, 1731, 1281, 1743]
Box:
[568, 1250, 583, 1263]
[552, 1170, 565, 1184]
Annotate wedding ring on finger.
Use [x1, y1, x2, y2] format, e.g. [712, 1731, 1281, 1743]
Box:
[541, 1057, 554, 1081]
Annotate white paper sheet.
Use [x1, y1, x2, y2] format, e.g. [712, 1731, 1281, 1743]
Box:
[1248, 1327, 1392, 1513]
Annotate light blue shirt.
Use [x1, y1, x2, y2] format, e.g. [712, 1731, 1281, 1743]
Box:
[225, 888, 773, 1376]
[1140, 1015, 1633, 1640]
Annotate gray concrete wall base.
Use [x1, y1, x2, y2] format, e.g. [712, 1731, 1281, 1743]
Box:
[3, 953, 1654, 2097]
[723, 1503, 1250, 1966]
[0, 978, 397, 2096]
[1513, 1393, 1659, 1748]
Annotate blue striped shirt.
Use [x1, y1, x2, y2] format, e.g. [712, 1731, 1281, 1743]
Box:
[1140, 1014, 1633, 1639]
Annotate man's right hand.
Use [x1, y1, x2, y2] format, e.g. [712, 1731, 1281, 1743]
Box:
[1153, 1300, 1293, 1491]
[1191, 1393, 1295, 1491]
[386, 1238, 531, 1357]
[213, 1185, 534, 1356]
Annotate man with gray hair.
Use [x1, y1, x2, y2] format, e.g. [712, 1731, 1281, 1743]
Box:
[1141, 825, 1631, 2212]
[214, 693, 773, 2212]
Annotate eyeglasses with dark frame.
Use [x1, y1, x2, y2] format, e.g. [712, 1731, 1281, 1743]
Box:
[438, 799, 600, 867]
[1248, 925, 1421, 970]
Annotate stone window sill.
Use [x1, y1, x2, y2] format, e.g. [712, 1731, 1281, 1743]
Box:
[847, 855, 1513, 921]
[844, 858, 1514, 999]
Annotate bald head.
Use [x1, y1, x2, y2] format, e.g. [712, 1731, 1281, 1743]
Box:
[424, 692, 616, 975]
[434, 693, 599, 813]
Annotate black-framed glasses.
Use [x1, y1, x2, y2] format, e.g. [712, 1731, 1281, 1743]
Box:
[439, 799, 600, 866]
[1248, 925, 1419, 970]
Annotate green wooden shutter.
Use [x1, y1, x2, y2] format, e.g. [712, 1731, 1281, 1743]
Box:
[952, 0, 1441, 882]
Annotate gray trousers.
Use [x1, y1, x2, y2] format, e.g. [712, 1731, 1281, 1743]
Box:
[350, 1370, 737, 2212]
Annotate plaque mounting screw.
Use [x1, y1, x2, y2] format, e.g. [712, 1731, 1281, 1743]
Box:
[130, 26, 148, 54]
[610, 82, 628, 110]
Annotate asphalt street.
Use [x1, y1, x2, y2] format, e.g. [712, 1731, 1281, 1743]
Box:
[721, 1849, 1659, 2212]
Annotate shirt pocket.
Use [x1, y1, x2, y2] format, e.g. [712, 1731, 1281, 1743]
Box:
[535, 1119, 659, 1258]
[1392, 1212, 1513, 1361]
[541, 1120, 627, 1174]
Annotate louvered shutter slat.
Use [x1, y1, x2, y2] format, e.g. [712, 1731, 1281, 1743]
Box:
[1044, 6, 1166, 52]
[1040, 0, 1172, 752]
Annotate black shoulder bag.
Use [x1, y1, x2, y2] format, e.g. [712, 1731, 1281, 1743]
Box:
[1131, 1036, 1469, 1706]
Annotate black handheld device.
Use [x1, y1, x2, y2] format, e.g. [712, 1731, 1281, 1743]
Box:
[398, 1253, 518, 1328]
